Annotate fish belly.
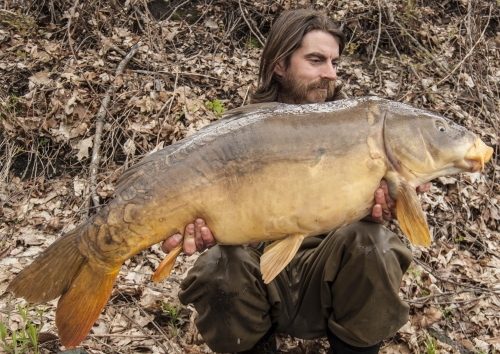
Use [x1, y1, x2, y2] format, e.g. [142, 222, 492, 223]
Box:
[197, 146, 387, 244]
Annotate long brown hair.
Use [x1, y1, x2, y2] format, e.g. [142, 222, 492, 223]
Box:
[250, 9, 346, 104]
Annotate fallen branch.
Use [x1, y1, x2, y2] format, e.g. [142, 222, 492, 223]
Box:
[369, 0, 383, 66]
[380, 0, 450, 76]
[384, 28, 420, 79]
[238, 0, 265, 47]
[392, 20, 452, 76]
[89, 39, 142, 211]
[435, 4, 492, 87]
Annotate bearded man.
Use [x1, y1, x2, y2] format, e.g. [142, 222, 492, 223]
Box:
[162, 9, 428, 354]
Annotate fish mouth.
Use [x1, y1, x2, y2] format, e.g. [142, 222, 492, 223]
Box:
[464, 138, 493, 172]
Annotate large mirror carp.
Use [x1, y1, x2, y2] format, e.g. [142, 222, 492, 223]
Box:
[7, 97, 493, 348]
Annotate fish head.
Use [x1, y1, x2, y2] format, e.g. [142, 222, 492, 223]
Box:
[383, 102, 493, 187]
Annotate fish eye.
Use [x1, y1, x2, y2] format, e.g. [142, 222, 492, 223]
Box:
[435, 121, 446, 132]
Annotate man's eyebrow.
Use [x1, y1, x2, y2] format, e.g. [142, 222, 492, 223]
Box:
[304, 52, 340, 62]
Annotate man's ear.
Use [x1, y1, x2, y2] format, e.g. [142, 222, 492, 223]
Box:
[274, 59, 286, 77]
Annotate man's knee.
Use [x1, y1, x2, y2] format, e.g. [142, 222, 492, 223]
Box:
[332, 222, 412, 272]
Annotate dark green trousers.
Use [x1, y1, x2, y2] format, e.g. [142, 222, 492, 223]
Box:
[178, 222, 412, 352]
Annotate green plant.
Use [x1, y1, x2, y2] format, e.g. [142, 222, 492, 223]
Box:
[174, 110, 185, 121]
[344, 41, 361, 55]
[441, 308, 453, 322]
[246, 37, 260, 49]
[161, 302, 184, 337]
[38, 138, 50, 147]
[1, 94, 23, 121]
[205, 99, 225, 118]
[409, 266, 421, 277]
[425, 335, 437, 354]
[0, 301, 45, 354]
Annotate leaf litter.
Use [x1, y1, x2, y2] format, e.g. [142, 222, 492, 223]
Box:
[0, 0, 499, 353]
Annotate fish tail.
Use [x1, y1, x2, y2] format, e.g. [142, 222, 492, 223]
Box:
[55, 261, 119, 347]
[6, 224, 120, 348]
[7, 225, 87, 304]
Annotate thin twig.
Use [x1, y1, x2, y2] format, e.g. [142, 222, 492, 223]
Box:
[66, 0, 79, 45]
[116, 307, 173, 353]
[238, 0, 265, 47]
[132, 70, 235, 83]
[89, 40, 142, 211]
[384, 28, 420, 79]
[90, 334, 167, 338]
[414, 257, 500, 294]
[369, 0, 383, 66]
[435, 4, 492, 87]
[160, 0, 190, 23]
[380, 0, 395, 23]
[165, 69, 179, 124]
[393, 19, 451, 75]
[405, 289, 488, 304]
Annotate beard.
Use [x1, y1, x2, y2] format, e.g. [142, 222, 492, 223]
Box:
[278, 72, 336, 104]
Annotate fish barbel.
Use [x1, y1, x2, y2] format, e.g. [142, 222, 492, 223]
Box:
[7, 97, 493, 347]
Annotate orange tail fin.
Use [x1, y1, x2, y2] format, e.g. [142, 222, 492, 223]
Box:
[151, 243, 183, 282]
[6, 225, 120, 348]
[7, 225, 86, 304]
[56, 264, 119, 347]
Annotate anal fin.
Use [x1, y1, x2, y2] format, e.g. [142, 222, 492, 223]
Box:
[396, 181, 431, 246]
[152, 243, 183, 282]
[260, 234, 305, 284]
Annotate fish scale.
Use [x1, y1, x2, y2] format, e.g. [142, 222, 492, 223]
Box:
[7, 97, 493, 348]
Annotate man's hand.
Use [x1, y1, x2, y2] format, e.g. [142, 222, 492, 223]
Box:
[367, 180, 431, 224]
[161, 218, 216, 255]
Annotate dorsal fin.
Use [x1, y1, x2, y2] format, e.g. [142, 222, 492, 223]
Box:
[222, 102, 283, 118]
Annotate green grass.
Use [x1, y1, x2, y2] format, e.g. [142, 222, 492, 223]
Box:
[161, 302, 184, 337]
[0, 300, 46, 354]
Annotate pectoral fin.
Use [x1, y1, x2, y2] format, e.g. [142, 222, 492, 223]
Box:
[396, 182, 431, 246]
[260, 234, 305, 284]
[152, 243, 183, 282]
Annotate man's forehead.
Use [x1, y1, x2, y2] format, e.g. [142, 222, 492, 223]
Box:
[298, 30, 340, 56]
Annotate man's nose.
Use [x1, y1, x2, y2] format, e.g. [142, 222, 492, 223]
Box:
[321, 63, 337, 81]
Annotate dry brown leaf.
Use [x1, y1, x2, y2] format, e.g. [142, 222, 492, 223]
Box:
[420, 307, 442, 328]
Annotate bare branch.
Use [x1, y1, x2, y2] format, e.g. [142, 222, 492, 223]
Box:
[89, 40, 142, 211]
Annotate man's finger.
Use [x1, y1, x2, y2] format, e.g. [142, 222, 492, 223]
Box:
[194, 218, 206, 251]
[371, 204, 384, 223]
[201, 227, 216, 248]
[183, 223, 196, 255]
[162, 234, 182, 253]
[375, 188, 386, 207]
[417, 182, 431, 193]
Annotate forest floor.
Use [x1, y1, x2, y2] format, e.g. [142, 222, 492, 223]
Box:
[0, 0, 499, 353]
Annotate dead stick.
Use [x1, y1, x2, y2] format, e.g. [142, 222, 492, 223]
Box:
[392, 19, 450, 75]
[89, 40, 142, 211]
[90, 334, 166, 338]
[385, 28, 420, 79]
[435, 4, 492, 87]
[380, 0, 450, 76]
[238, 0, 265, 47]
[369, 0, 383, 66]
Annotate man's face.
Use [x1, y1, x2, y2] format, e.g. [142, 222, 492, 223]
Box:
[274, 30, 340, 104]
